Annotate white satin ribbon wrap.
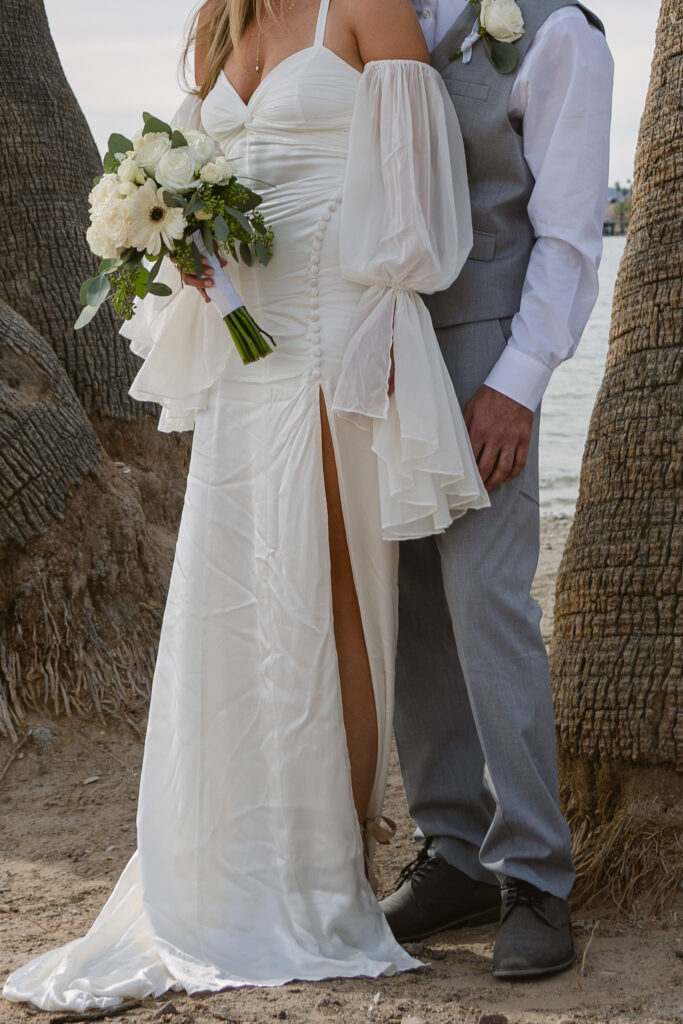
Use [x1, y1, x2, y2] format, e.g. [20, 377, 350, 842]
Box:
[332, 61, 489, 539]
[460, 19, 482, 63]
[193, 231, 243, 316]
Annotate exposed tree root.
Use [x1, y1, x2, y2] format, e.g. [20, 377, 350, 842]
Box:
[561, 757, 683, 913]
[0, 458, 174, 742]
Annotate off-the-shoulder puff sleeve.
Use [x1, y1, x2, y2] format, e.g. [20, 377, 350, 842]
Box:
[332, 60, 489, 539]
[120, 94, 232, 433]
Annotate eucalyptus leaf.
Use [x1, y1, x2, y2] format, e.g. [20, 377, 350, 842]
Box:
[162, 190, 186, 209]
[200, 221, 214, 255]
[148, 283, 173, 297]
[85, 275, 111, 308]
[229, 190, 261, 212]
[108, 132, 133, 157]
[189, 240, 204, 277]
[135, 266, 150, 288]
[98, 257, 123, 275]
[225, 184, 263, 211]
[254, 240, 270, 266]
[74, 305, 100, 330]
[147, 257, 164, 285]
[142, 112, 172, 136]
[239, 242, 253, 267]
[214, 215, 229, 242]
[79, 276, 99, 306]
[226, 206, 254, 236]
[103, 152, 119, 174]
[185, 195, 205, 217]
[171, 130, 188, 149]
[482, 35, 518, 74]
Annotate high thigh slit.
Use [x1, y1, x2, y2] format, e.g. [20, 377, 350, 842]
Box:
[319, 388, 378, 826]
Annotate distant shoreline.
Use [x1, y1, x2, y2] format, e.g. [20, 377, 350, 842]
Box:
[535, 515, 573, 644]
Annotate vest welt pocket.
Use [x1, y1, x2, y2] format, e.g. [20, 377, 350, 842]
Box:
[442, 76, 491, 102]
[468, 231, 497, 262]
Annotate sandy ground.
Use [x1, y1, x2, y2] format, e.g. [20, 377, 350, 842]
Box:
[1, 516, 681, 1024]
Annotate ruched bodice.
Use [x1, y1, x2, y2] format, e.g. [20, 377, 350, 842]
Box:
[202, 48, 361, 182]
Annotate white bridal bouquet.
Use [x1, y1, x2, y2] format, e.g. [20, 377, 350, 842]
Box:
[77, 112, 275, 364]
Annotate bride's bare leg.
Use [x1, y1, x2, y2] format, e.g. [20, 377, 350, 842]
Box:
[319, 392, 378, 824]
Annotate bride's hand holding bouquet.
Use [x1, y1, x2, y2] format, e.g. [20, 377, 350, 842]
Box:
[77, 112, 276, 364]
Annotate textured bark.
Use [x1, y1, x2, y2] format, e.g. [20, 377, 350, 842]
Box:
[0, 0, 151, 419]
[0, 1, 191, 739]
[550, 0, 682, 909]
[0, 301, 101, 546]
[0, 302, 172, 741]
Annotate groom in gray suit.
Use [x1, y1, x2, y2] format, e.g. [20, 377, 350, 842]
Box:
[383, 0, 613, 977]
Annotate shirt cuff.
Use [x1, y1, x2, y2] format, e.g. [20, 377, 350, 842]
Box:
[483, 345, 554, 412]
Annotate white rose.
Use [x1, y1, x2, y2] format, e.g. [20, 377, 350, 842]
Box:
[133, 131, 172, 175]
[86, 221, 119, 259]
[116, 179, 138, 200]
[154, 147, 200, 193]
[200, 157, 235, 185]
[117, 156, 144, 183]
[99, 196, 134, 250]
[88, 174, 119, 216]
[199, 162, 222, 184]
[180, 128, 216, 168]
[479, 0, 524, 42]
[215, 156, 235, 181]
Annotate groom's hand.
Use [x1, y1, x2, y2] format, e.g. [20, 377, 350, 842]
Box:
[463, 385, 533, 492]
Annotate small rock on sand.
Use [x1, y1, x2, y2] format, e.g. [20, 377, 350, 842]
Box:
[31, 727, 55, 747]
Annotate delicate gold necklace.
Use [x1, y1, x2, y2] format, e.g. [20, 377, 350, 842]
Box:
[254, 0, 301, 71]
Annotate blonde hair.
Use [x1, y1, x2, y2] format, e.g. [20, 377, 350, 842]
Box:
[183, 0, 286, 100]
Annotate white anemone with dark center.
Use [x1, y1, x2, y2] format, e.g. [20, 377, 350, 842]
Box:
[129, 178, 187, 256]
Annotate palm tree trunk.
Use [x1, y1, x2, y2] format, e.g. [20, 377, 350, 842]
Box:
[550, 0, 682, 909]
[0, 0, 190, 739]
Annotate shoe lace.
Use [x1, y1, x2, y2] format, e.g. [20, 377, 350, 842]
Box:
[501, 879, 558, 929]
[393, 837, 434, 890]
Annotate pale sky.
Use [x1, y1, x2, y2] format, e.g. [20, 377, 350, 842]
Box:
[44, 0, 658, 186]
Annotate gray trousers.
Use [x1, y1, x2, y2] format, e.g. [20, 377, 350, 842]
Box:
[394, 318, 575, 899]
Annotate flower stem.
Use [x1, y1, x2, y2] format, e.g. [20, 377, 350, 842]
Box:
[224, 306, 275, 364]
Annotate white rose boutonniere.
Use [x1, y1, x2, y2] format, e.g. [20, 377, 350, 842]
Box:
[449, 0, 525, 74]
[480, 0, 525, 42]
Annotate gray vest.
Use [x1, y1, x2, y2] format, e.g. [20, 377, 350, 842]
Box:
[426, 0, 605, 328]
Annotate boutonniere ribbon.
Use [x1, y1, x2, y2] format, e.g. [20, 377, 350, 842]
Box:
[449, 0, 525, 75]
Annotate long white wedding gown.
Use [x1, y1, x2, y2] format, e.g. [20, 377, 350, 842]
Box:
[3, 0, 488, 1011]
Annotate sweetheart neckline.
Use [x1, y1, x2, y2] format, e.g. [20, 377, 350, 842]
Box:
[218, 45, 361, 109]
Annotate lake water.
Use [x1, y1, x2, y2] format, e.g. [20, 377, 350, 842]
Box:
[539, 235, 626, 516]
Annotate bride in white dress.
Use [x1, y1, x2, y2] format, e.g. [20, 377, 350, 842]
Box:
[3, 0, 487, 1011]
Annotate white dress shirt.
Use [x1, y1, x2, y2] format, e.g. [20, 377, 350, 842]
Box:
[414, 0, 614, 410]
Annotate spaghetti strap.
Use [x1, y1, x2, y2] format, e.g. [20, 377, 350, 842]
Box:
[314, 0, 332, 47]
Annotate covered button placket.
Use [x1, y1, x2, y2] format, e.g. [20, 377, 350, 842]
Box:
[307, 191, 342, 382]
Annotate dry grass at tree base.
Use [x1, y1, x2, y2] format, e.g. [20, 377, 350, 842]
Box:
[0, 518, 681, 1024]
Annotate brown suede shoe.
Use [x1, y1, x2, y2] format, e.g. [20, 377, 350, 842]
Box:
[380, 844, 501, 943]
[493, 877, 575, 979]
